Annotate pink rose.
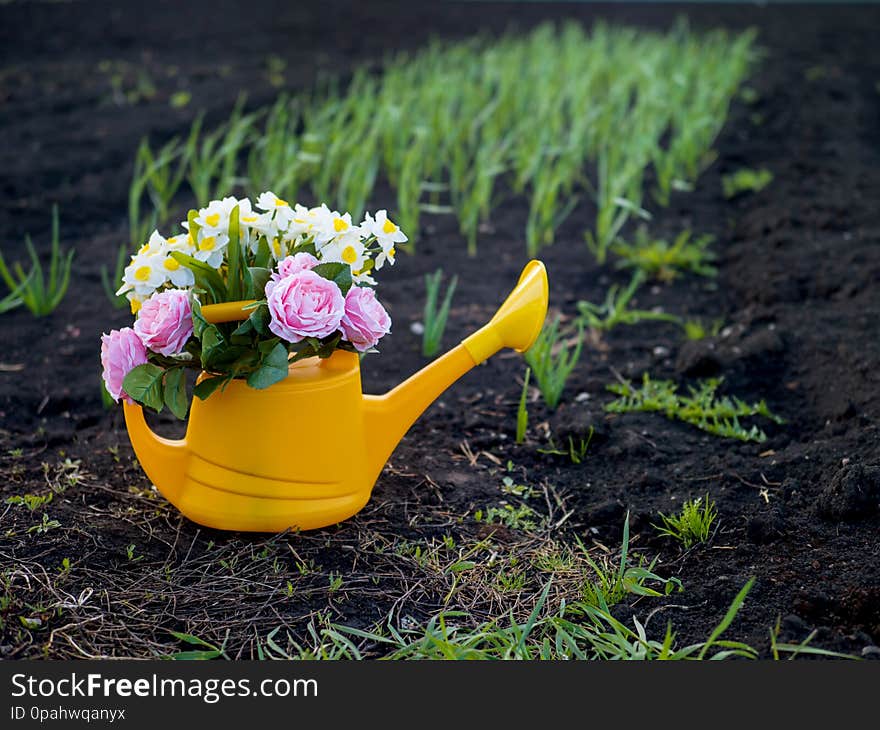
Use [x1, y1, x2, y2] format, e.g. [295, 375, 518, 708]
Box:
[101, 327, 148, 404]
[340, 286, 391, 352]
[266, 270, 345, 343]
[134, 289, 193, 356]
[271, 252, 319, 283]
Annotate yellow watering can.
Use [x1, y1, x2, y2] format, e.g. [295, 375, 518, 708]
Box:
[123, 260, 548, 532]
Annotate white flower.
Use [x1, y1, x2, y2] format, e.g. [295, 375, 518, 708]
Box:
[240, 211, 278, 253]
[269, 236, 288, 260]
[160, 252, 195, 288]
[363, 210, 406, 269]
[256, 190, 295, 227]
[194, 196, 241, 235]
[320, 231, 367, 271]
[192, 231, 229, 269]
[352, 270, 377, 286]
[126, 291, 149, 315]
[281, 203, 314, 243]
[361, 210, 409, 256]
[165, 233, 196, 255]
[135, 230, 169, 258]
[312, 207, 355, 248]
[118, 248, 166, 297]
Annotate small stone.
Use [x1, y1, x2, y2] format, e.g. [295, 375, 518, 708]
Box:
[575, 392, 591, 402]
[861, 646, 880, 659]
[410, 321, 425, 335]
[653, 345, 671, 358]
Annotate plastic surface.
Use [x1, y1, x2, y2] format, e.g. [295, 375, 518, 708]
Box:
[123, 260, 549, 532]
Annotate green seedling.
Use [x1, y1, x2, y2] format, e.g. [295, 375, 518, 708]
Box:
[515, 367, 531, 444]
[0, 206, 74, 316]
[606, 374, 785, 443]
[576, 273, 679, 332]
[421, 268, 457, 357]
[682, 318, 724, 340]
[27, 513, 61, 535]
[611, 227, 717, 282]
[653, 495, 718, 549]
[523, 315, 583, 409]
[537, 427, 594, 464]
[5, 493, 53, 511]
[127, 23, 755, 257]
[167, 630, 230, 660]
[0, 279, 26, 314]
[577, 513, 682, 607]
[499, 476, 540, 499]
[722, 167, 773, 199]
[474, 502, 546, 533]
[169, 91, 192, 109]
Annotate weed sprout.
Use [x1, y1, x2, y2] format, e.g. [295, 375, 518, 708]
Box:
[605, 373, 785, 442]
[516, 367, 531, 444]
[0, 205, 74, 317]
[523, 315, 583, 409]
[653, 495, 718, 548]
[611, 226, 717, 282]
[421, 268, 457, 357]
[722, 167, 773, 199]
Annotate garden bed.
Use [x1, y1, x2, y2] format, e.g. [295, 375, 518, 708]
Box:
[1, 1, 879, 658]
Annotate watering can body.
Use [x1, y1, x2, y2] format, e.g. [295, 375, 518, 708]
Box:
[124, 260, 548, 532]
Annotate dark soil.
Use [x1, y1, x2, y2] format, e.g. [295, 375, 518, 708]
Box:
[1, 1, 879, 659]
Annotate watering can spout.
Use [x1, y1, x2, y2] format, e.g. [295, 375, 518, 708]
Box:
[123, 402, 188, 505]
[363, 260, 548, 480]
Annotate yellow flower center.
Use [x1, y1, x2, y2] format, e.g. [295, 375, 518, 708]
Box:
[199, 236, 216, 252]
[163, 257, 180, 271]
[134, 265, 152, 282]
[382, 218, 397, 234]
[389, 247, 396, 258]
[333, 218, 349, 232]
[275, 198, 289, 207]
[186, 233, 194, 246]
[138, 243, 151, 255]
[341, 245, 358, 264]
[130, 298, 142, 315]
[272, 238, 282, 256]
[205, 213, 221, 227]
[241, 215, 258, 223]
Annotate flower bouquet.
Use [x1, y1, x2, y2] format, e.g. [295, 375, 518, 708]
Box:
[101, 192, 406, 417]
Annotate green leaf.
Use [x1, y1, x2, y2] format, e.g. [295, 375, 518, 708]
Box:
[227, 204, 242, 300]
[163, 368, 188, 419]
[249, 302, 271, 335]
[193, 374, 228, 400]
[231, 318, 254, 337]
[187, 210, 200, 242]
[170, 650, 223, 661]
[247, 267, 271, 299]
[254, 237, 271, 268]
[293, 239, 317, 257]
[199, 325, 226, 369]
[247, 342, 290, 390]
[170, 251, 226, 303]
[190, 294, 208, 338]
[122, 364, 165, 411]
[258, 336, 281, 354]
[315, 333, 342, 359]
[312, 262, 352, 296]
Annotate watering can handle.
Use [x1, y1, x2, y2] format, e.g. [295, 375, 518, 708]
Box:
[200, 300, 258, 324]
